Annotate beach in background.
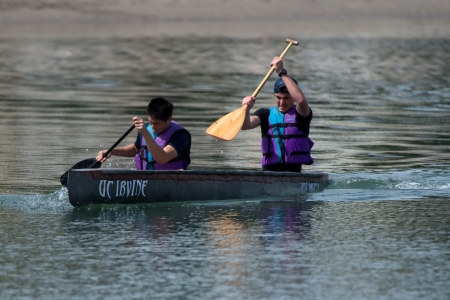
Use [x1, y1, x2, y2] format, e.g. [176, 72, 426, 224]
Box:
[1, 0, 450, 39]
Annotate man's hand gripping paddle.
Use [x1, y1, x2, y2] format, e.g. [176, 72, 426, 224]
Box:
[205, 38, 299, 141]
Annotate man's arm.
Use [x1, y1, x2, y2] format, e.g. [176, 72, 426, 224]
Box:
[96, 143, 139, 163]
[144, 134, 178, 165]
[133, 117, 178, 165]
[283, 75, 310, 117]
[241, 96, 261, 130]
[271, 57, 310, 117]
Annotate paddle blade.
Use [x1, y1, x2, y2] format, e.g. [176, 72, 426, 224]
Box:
[60, 158, 102, 187]
[206, 106, 247, 141]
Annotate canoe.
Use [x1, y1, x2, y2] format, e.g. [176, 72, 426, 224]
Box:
[67, 168, 329, 207]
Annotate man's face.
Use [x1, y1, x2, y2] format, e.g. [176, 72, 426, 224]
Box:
[147, 116, 172, 134]
[275, 93, 294, 113]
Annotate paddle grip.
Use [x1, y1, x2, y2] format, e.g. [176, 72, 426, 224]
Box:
[251, 40, 296, 97]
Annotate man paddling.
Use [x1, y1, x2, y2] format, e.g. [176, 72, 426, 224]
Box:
[241, 57, 314, 172]
[96, 97, 191, 170]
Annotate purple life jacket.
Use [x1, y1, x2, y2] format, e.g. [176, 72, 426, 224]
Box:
[261, 106, 314, 167]
[135, 121, 191, 170]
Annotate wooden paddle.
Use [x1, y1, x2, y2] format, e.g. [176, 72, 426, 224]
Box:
[205, 38, 299, 141]
[60, 124, 136, 187]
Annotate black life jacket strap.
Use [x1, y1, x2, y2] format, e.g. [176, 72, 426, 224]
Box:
[290, 151, 311, 155]
[263, 134, 307, 139]
[269, 123, 298, 129]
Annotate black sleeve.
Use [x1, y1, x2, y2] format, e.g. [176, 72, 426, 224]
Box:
[253, 107, 270, 120]
[296, 107, 313, 136]
[253, 108, 270, 137]
[167, 130, 190, 155]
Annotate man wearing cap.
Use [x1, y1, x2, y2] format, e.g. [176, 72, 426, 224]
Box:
[241, 56, 314, 172]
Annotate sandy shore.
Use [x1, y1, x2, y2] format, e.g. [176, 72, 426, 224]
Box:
[1, 0, 450, 38]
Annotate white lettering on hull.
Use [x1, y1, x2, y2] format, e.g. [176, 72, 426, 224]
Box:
[99, 180, 148, 199]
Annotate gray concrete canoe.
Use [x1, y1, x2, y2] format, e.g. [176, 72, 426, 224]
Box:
[67, 168, 329, 207]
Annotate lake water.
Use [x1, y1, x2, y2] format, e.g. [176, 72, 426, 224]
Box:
[0, 37, 449, 299]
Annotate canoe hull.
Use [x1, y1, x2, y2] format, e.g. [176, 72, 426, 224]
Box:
[67, 169, 328, 207]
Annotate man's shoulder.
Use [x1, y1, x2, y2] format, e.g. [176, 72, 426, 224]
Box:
[168, 129, 191, 153]
[296, 107, 313, 122]
[169, 129, 191, 142]
[253, 107, 270, 119]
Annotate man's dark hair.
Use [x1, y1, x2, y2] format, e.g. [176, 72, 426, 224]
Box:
[147, 97, 173, 122]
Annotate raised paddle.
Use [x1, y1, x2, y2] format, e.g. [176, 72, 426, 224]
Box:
[60, 124, 136, 187]
[205, 38, 299, 141]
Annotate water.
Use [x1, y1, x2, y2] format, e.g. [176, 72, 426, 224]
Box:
[0, 37, 449, 299]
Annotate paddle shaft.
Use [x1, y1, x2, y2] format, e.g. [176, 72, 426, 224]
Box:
[252, 39, 297, 97]
[60, 124, 136, 186]
[91, 124, 136, 166]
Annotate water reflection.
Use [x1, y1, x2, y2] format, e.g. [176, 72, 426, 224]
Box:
[66, 198, 318, 292]
[67, 199, 316, 241]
